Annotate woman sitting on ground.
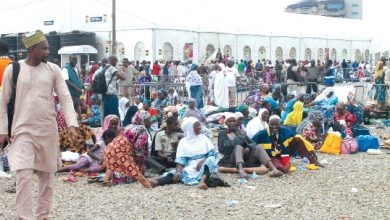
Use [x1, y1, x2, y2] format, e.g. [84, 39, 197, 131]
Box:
[243, 83, 269, 111]
[103, 111, 153, 188]
[218, 113, 282, 178]
[150, 117, 227, 189]
[96, 115, 120, 141]
[296, 111, 324, 150]
[79, 97, 90, 120]
[81, 95, 101, 126]
[57, 129, 116, 173]
[184, 98, 204, 122]
[283, 101, 304, 127]
[246, 108, 270, 139]
[235, 104, 251, 127]
[334, 102, 357, 137]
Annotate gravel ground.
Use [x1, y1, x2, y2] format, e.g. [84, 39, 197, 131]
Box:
[1, 148, 389, 220]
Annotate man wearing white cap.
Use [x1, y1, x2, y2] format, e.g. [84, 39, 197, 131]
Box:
[0, 30, 78, 220]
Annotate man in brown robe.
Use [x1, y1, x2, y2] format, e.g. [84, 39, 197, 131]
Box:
[0, 30, 78, 220]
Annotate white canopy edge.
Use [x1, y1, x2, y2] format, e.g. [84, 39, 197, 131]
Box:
[58, 45, 98, 55]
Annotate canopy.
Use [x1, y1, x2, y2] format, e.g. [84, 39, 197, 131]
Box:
[58, 45, 97, 55]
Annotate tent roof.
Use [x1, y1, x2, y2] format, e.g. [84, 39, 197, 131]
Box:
[58, 45, 97, 54]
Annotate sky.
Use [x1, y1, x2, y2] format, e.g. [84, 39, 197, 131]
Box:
[0, 0, 385, 39]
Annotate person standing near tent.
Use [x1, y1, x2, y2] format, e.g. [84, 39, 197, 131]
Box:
[374, 60, 388, 110]
[214, 63, 230, 108]
[0, 30, 78, 220]
[223, 60, 240, 107]
[62, 54, 83, 114]
[102, 55, 125, 118]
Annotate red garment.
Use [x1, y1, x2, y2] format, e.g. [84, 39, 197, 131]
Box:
[334, 111, 356, 136]
[357, 67, 364, 79]
[86, 64, 99, 106]
[152, 64, 161, 76]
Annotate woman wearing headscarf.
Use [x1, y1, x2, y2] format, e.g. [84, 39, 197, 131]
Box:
[283, 101, 304, 127]
[122, 106, 139, 127]
[85, 63, 99, 106]
[243, 83, 269, 111]
[150, 117, 227, 189]
[143, 98, 158, 125]
[218, 113, 282, 178]
[103, 111, 152, 188]
[235, 104, 251, 127]
[208, 64, 222, 105]
[96, 115, 120, 141]
[246, 108, 270, 139]
[310, 88, 338, 131]
[152, 89, 169, 126]
[184, 98, 204, 122]
[296, 111, 324, 150]
[123, 111, 153, 173]
[234, 112, 246, 133]
[213, 63, 230, 108]
[185, 64, 204, 109]
[345, 91, 363, 124]
[374, 61, 387, 110]
[334, 102, 356, 137]
[118, 97, 130, 122]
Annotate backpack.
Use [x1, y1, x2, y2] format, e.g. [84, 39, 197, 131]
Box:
[7, 61, 20, 136]
[91, 66, 113, 94]
[340, 137, 358, 154]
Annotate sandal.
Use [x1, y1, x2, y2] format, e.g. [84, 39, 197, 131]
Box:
[5, 186, 16, 193]
[62, 175, 78, 182]
[268, 170, 283, 178]
[101, 181, 112, 187]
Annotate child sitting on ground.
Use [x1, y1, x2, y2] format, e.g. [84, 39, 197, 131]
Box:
[57, 129, 117, 173]
[79, 97, 91, 120]
[82, 95, 101, 126]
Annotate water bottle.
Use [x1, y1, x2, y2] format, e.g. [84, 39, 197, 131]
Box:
[1, 155, 9, 173]
[250, 171, 258, 180]
[298, 157, 309, 171]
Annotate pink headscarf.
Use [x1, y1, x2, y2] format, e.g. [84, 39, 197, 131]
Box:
[96, 115, 119, 141]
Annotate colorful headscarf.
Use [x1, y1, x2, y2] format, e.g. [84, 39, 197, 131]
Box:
[374, 61, 384, 80]
[284, 101, 304, 126]
[143, 98, 152, 106]
[128, 110, 151, 137]
[97, 115, 119, 140]
[296, 110, 323, 135]
[190, 64, 199, 72]
[235, 104, 248, 113]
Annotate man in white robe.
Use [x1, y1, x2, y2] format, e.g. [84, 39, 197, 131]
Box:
[0, 30, 78, 220]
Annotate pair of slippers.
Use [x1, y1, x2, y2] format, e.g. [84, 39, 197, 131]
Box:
[62, 175, 78, 182]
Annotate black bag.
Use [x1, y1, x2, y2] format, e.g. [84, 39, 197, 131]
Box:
[7, 61, 20, 136]
[91, 66, 113, 94]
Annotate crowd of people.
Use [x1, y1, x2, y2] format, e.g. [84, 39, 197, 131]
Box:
[0, 31, 389, 219]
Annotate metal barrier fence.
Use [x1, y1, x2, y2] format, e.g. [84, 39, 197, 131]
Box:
[123, 81, 387, 106]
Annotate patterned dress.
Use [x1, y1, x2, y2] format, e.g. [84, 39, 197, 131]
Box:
[59, 124, 94, 153]
[104, 136, 143, 181]
[301, 123, 323, 150]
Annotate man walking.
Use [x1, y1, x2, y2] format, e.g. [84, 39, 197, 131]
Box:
[62, 54, 83, 113]
[0, 30, 78, 220]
